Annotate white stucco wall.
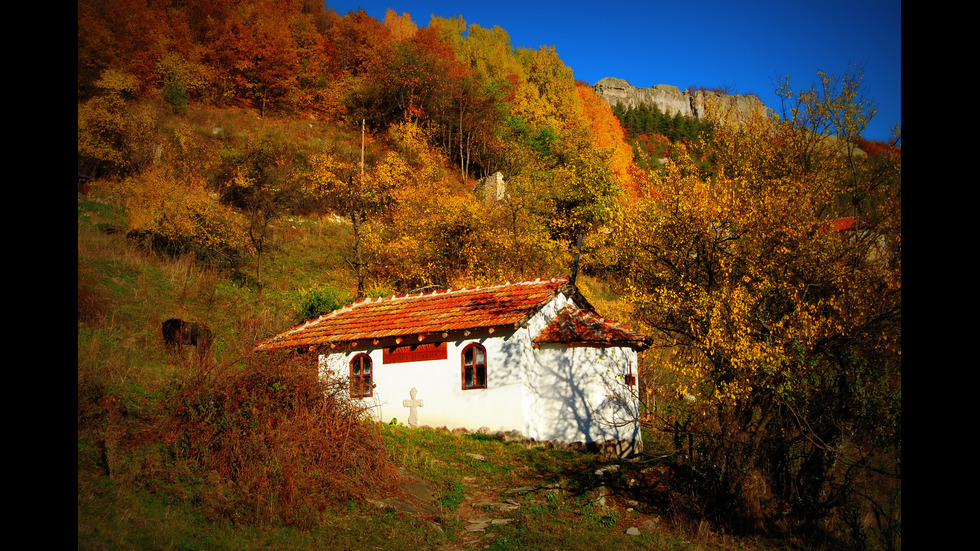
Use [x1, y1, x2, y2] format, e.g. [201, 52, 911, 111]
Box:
[523, 344, 640, 444]
[318, 291, 642, 445]
[320, 334, 526, 432]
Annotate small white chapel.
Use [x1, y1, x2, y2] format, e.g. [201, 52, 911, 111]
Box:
[255, 277, 650, 451]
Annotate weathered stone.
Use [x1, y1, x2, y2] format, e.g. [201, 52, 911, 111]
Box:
[367, 497, 441, 517]
[626, 526, 641, 536]
[590, 484, 614, 510]
[402, 387, 423, 428]
[397, 468, 439, 503]
[641, 517, 661, 531]
[594, 464, 621, 481]
[466, 522, 488, 532]
[474, 500, 521, 512]
[479, 172, 507, 202]
[593, 77, 767, 123]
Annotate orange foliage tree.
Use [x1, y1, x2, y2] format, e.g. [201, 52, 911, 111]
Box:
[383, 8, 418, 42]
[325, 8, 392, 78]
[576, 83, 639, 197]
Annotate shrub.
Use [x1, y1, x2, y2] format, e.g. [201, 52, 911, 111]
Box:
[104, 165, 252, 269]
[854, 135, 901, 157]
[296, 284, 351, 323]
[159, 353, 398, 527]
[77, 70, 158, 180]
[163, 72, 190, 115]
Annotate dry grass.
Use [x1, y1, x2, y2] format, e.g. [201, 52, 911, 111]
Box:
[79, 197, 408, 546]
[157, 354, 401, 528]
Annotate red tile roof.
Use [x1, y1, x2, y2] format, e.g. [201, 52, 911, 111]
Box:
[534, 305, 649, 349]
[255, 277, 648, 352]
[822, 217, 872, 233]
[255, 277, 561, 351]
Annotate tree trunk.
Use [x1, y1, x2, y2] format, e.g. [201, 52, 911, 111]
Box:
[350, 210, 365, 299]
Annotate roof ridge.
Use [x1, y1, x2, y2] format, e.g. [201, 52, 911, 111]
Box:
[330, 276, 569, 312]
[553, 303, 642, 335]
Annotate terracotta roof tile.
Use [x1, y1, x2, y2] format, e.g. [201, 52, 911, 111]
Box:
[534, 305, 650, 349]
[256, 277, 574, 352]
[821, 216, 873, 233]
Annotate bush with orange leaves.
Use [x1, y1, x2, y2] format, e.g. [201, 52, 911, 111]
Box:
[158, 353, 399, 527]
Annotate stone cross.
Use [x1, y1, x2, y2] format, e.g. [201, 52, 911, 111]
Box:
[402, 387, 424, 427]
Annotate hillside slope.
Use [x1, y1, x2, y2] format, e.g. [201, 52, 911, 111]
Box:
[78, 197, 788, 551]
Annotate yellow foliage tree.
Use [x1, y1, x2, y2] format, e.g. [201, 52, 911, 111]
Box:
[512, 45, 580, 132]
[78, 69, 156, 179]
[105, 164, 250, 265]
[615, 69, 900, 541]
[307, 142, 407, 297]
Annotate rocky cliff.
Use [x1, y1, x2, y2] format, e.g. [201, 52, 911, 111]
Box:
[592, 77, 767, 120]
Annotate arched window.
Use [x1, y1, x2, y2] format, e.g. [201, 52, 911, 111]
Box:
[461, 343, 487, 390]
[349, 353, 373, 398]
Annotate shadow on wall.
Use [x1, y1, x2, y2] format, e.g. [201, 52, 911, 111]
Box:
[523, 343, 639, 447]
[317, 326, 641, 453]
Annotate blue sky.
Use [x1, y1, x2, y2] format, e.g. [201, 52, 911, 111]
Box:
[326, 1, 901, 143]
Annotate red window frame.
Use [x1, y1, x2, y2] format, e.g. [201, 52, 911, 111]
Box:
[461, 343, 487, 390]
[349, 353, 373, 398]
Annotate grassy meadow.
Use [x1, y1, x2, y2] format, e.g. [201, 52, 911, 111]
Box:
[78, 197, 791, 551]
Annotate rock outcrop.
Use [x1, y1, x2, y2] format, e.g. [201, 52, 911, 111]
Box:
[593, 77, 767, 121]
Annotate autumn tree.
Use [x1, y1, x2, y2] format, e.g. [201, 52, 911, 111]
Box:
[352, 120, 554, 291]
[217, 137, 303, 289]
[101, 121, 250, 266]
[576, 83, 640, 196]
[383, 8, 418, 42]
[306, 124, 403, 298]
[359, 121, 462, 290]
[512, 45, 581, 131]
[77, 69, 156, 180]
[349, 25, 452, 130]
[615, 69, 900, 546]
[431, 60, 507, 182]
[203, 8, 260, 105]
[541, 129, 618, 248]
[430, 18, 525, 180]
[325, 8, 392, 78]
[78, 0, 186, 98]
[247, 5, 301, 117]
[289, 4, 339, 115]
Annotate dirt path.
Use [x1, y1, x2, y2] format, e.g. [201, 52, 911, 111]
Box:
[376, 463, 670, 549]
[370, 468, 531, 549]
